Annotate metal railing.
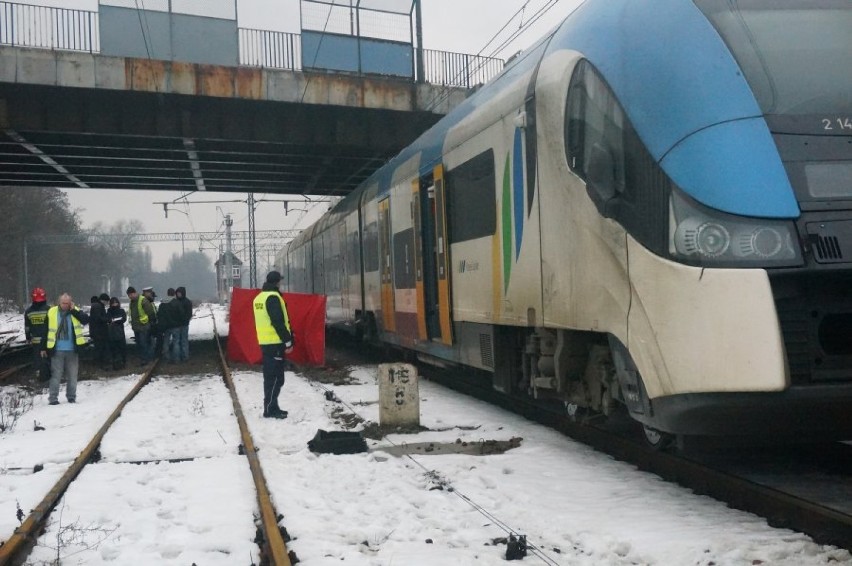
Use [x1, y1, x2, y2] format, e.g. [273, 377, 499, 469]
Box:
[0, 1, 98, 52]
[0, 4, 504, 88]
[422, 48, 504, 88]
[239, 28, 302, 71]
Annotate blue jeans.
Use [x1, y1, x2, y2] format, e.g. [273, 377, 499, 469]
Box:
[165, 327, 182, 362]
[134, 327, 152, 363]
[178, 325, 189, 361]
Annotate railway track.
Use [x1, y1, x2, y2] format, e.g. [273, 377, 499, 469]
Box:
[0, 331, 294, 566]
[326, 333, 852, 552]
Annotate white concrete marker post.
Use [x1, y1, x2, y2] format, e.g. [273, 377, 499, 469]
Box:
[378, 363, 420, 427]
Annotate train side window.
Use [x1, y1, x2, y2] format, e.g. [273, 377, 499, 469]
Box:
[564, 59, 671, 255]
[445, 149, 497, 244]
[346, 230, 360, 274]
[392, 227, 415, 289]
[363, 221, 379, 271]
[565, 60, 626, 216]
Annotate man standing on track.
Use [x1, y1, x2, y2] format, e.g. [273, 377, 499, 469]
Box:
[253, 271, 294, 419]
[127, 286, 156, 365]
[42, 293, 90, 405]
[89, 293, 111, 370]
[174, 286, 192, 363]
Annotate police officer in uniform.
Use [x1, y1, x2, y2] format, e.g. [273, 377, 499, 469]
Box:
[253, 271, 294, 419]
[24, 287, 50, 381]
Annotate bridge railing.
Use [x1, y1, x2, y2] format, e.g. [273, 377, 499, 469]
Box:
[238, 28, 504, 87]
[0, 1, 98, 53]
[239, 28, 302, 71]
[0, 3, 504, 88]
[421, 48, 504, 88]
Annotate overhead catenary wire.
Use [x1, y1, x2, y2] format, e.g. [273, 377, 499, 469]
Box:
[308, 378, 563, 565]
[132, 0, 161, 94]
[422, 0, 567, 114]
[133, 0, 152, 60]
[423, 0, 564, 113]
[298, 2, 336, 105]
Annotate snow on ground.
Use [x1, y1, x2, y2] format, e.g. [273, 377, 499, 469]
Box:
[0, 305, 850, 565]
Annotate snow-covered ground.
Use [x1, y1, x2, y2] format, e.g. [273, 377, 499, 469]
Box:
[0, 305, 850, 565]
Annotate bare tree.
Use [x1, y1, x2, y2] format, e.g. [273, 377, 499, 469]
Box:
[89, 220, 146, 295]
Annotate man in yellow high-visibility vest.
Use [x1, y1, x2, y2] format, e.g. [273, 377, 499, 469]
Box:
[127, 286, 156, 365]
[42, 293, 90, 405]
[253, 271, 294, 419]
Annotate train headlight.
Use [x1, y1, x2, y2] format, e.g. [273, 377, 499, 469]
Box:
[670, 191, 802, 267]
[676, 220, 730, 257]
[738, 227, 785, 258]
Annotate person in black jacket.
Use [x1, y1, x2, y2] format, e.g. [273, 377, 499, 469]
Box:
[253, 271, 294, 419]
[174, 286, 193, 362]
[89, 294, 110, 369]
[106, 297, 127, 370]
[24, 287, 51, 381]
[156, 288, 183, 363]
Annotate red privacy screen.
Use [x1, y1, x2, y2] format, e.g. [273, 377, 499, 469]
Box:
[227, 287, 326, 367]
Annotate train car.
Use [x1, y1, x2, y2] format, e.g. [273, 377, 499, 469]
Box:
[280, 0, 852, 445]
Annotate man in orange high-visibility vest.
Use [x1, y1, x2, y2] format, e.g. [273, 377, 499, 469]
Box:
[253, 271, 294, 419]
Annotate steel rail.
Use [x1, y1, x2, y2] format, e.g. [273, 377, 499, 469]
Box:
[211, 314, 291, 565]
[0, 359, 159, 565]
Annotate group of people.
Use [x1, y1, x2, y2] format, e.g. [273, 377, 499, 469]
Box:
[25, 271, 294, 421]
[126, 286, 192, 366]
[24, 284, 193, 405]
[88, 293, 128, 371]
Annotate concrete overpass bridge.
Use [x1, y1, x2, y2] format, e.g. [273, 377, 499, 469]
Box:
[0, 0, 503, 196]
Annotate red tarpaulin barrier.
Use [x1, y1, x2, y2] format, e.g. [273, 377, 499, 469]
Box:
[227, 288, 326, 367]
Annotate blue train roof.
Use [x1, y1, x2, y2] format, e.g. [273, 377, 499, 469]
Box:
[358, 0, 798, 218]
[547, 0, 797, 218]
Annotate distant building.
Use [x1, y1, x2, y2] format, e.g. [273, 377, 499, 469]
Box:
[214, 252, 243, 303]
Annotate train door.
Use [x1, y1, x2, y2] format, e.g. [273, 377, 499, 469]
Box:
[339, 222, 350, 319]
[413, 165, 453, 345]
[378, 197, 396, 332]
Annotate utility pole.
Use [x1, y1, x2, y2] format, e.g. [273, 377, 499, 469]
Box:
[22, 242, 29, 307]
[224, 214, 234, 303]
[155, 193, 325, 290]
[414, 0, 424, 83]
[247, 192, 257, 287]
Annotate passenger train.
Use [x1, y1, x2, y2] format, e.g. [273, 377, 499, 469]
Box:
[278, 0, 852, 445]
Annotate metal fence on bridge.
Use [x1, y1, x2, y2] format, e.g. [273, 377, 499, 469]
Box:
[0, 1, 99, 52]
[0, 1, 504, 88]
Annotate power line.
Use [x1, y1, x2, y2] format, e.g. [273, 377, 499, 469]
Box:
[423, 0, 567, 113]
[26, 230, 300, 245]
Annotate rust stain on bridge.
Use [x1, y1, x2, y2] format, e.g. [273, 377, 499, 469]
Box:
[0, 46, 464, 194]
[121, 56, 433, 111]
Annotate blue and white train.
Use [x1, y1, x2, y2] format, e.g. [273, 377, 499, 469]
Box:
[279, 0, 852, 444]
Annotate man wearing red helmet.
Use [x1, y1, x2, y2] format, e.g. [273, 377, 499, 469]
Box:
[24, 287, 50, 381]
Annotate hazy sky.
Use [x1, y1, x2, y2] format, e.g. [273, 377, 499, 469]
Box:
[19, 0, 581, 270]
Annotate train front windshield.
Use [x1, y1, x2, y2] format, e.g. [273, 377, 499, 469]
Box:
[694, 0, 852, 121]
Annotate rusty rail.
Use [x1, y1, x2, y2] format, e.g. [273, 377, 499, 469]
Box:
[0, 359, 158, 565]
[210, 309, 291, 565]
